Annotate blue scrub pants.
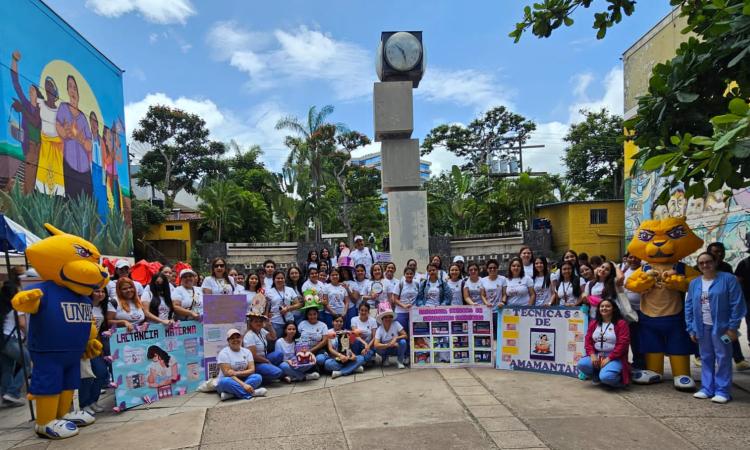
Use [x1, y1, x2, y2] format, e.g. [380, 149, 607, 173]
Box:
[216, 374, 263, 399]
[697, 324, 733, 399]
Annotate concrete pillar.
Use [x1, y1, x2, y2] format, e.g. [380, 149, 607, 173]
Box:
[380, 139, 421, 192]
[387, 190, 430, 270]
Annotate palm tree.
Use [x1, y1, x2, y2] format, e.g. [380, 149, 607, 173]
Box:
[198, 180, 245, 243]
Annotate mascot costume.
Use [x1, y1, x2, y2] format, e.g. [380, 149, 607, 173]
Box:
[12, 224, 108, 439]
[625, 217, 703, 390]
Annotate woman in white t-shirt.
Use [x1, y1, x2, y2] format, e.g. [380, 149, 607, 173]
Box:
[202, 257, 238, 295]
[394, 267, 420, 333]
[171, 269, 203, 320]
[266, 271, 301, 338]
[552, 261, 584, 307]
[446, 263, 465, 306]
[350, 303, 378, 364]
[298, 306, 330, 365]
[374, 310, 408, 369]
[501, 258, 535, 307]
[347, 264, 371, 309]
[243, 312, 286, 384]
[519, 246, 535, 279]
[582, 261, 617, 320]
[277, 322, 320, 382]
[79, 286, 109, 414]
[301, 267, 327, 300]
[481, 259, 506, 308]
[321, 315, 365, 379]
[532, 257, 553, 307]
[577, 299, 630, 388]
[216, 329, 266, 400]
[463, 262, 488, 306]
[0, 267, 29, 406]
[365, 264, 389, 311]
[383, 262, 399, 302]
[243, 273, 263, 313]
[322, 268, 351, 329]
[141, 273, 175, 325]
[107, 278, 147, 331]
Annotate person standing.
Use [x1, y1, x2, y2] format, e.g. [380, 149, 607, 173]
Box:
[262, 260, 276, 291]
[10, 51, 42, 194]
[202, 258, 237, 295]
[55, 75, 92, 199]
[623, 254, 645, 369]
[481, 259, 505, 308]
[107, 260, 144, 300]
[532, 257, 553, 306]
[266, 271, 299, 338]
[733, 233, 750, 368]
[350, 235, 377, 279]
[0, 267, 30, 406]
[501, 258, 535, 307]
[35, 75, 65, 195]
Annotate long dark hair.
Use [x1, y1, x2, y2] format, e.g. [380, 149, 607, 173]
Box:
[560, 249, 580, 276]
[594, 261, 618, 301]
[210, 257, 234, 288]
[595, 298, 623, 324]
[147, 345, 172, 366]
[286, 266, 304, 294]
[0, 267, 23, 329]
[558, 261, 582, 298]
[533, 257, 550, 289]
[90, 287, 110, 333]
[506, 257, 525, 279]
[148, 273, 174, 320]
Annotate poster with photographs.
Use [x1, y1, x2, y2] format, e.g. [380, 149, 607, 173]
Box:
[409, 305, 494, 368]
[496, 306, 587, 378]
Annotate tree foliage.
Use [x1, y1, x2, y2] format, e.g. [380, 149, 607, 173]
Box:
[131, 199, 167, 242]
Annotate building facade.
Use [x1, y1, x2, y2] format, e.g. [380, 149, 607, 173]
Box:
[144, 207, 201, 263]
[351, 151, 431, 212]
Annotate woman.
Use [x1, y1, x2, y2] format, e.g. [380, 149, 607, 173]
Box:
[298, 307, 330, 369]
[107, 278, 147, 330]
[286, 266, 305, 323]
[394, 267, 420, 333]
[202, 257, 237, 295]
[500, 257, 535, 307]
[0, 267, 30, 406]
[243, 273, 263, 313]
[172, 269, 203, 320]
[322, 268, 351, 329]
[79, 287, 109, 414]
[532, 257, 553, 306]
[404, 259, 424, 283]
[322, 315, 365, 378]
[159, 265, 177, 291]
[350, 303, 378, 364]
[430, 255, 448, 281]
[216, 329, 266, 400]
[374, 310, 408, 369]
[318, 260, 330, 283]
[243, 311, 287, 384]
[463, 262, 488, 306]
[277, 322, 320, 382]
[552, 261, 584, 307]
[519, 246, 535, 278]
[141, 273, 175, 325]
[579, 262, 595, 283]
[686, 252, 748, 403]
[365, 264, 389, 311]
[266, 271, 300, 338]
[577, 299, 631, 387]
[146, 345, 179, 388]
[305, 249, 320, 275]
[582, 261, 617, 320]
[383, 262, 399, 299]
[417, 264, 451, 307]
[320, 247, 336, 269]
[446, 263, 465, 306]
[481, 259, 505, 308]
[262, 260, 276, 291]
[553, 250, 580, 284]
[348, 264, 371, 308]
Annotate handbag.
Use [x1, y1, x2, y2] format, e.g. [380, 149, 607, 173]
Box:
[615, 289, 639, 323]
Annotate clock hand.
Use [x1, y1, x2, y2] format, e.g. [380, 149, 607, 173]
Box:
[396, 45, 407, 62]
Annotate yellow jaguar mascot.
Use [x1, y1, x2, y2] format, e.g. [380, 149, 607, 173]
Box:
[625, 217, 703, 390]
[12, 224, 108, 439]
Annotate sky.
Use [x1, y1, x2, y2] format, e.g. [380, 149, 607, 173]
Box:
[43, 0, 674, 176]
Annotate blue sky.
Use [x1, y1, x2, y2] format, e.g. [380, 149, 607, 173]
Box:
[44, 0, 673, 175]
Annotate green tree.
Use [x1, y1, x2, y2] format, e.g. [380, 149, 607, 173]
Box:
[197, 180, 246, 243]
[422, 106, 536, 172]
[563, 109, 624, 199]
[512, 0, 750, 204]
[425, 165, 491, 236]
[132, 105, 227, 208]
[130, 199, 167, 259]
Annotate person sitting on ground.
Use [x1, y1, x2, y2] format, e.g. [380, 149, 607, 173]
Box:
[374, 308, 408, 369]
[577, 299, 631, 387]
[277, 321, 320, 382]
[350, 302, 379, 365]
[216, 329, 266, 400]
[243, 310, 287, 384]
[298, 305, 329, 372]
[321, 315, 365, 379]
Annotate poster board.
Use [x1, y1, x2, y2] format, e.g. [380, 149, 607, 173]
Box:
[496, 306, 587, 377]
[409, 305, 494, 368]
[110, 321, 204, 410]
[202, 294, 247, 379]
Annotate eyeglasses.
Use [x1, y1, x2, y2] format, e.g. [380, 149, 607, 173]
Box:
[214, 264, 225, 268]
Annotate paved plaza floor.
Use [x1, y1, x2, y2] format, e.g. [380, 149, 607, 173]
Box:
[1, 358, 749, 450]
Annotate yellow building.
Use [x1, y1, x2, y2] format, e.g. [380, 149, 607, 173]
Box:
[535, 200, 625, 260]
[144, 207, 201, 262]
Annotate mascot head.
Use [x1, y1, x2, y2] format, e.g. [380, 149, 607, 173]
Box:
[26, 223, 109, 295]
[627, 217, 703, 264]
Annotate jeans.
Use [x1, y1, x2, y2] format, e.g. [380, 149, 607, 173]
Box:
[698, 323, 733, 399]
[628, 321, 645, 369]
[255, 351, 284, 384]
[351, 341, 376, 363]
[396, 313, 411, 355]
[0, 335, 30, 398]
[577, 355, 623, 387]
[279, 361, 315, 381]
[376, 338, 407, 364]
[324, 355, 365, 376]
[216, 373, 263, 399]
[79, 355, 109, 408]
[319, 311, 334, 329]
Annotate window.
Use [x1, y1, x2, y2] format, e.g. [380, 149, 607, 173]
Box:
[590, 209, 608, 225]
[166, 224, 183, 231]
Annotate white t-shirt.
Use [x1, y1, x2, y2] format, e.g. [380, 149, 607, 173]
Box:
[533, 276, 552, 306]
[701, 278, 714, 325]
[347, 279, 371, 305]
[107, 278, 144, 300]
[266, 286, 298, 324]
[584, 281, 605, 318]
[244, 328, 271, 357]
[350, 247, 377, 278]
[2, 311, 23, 336]
[593, 322, 617, 353]
[376, 321, 404, 343]
[556, 278, 585, 307]
[301, 280, 327, 297]
[395, 280, 419, 314]
[403, 272, 426, 284]
[623, 268, 641, 311]
[350, 316, 378, 342]
[202, 276, 238, 295]
[142, 294, 171, 321]
[113, 301, 145, 325]
[298, 320, 329, 347]
[384, 278, 399, 300]
[481, 276, 506, 307]
[464, 278, 483, 304]
[325, 284, 348, 315]
[275, 338, 296, 361]
[446, 279, 464, 305]
[216, 346, 253, 381]
[172, 285, 204, 315]
[91, 305, 105, 330]
[263, 276, 275, 292]
[505, 277, 533, 306]
[368, 279, 389, 307]
[244, 289, 260, 314]
[523, 264, 534, 279]
[423, 279, 443, 307]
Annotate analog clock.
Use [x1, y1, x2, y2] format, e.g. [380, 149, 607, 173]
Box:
[384, 32, 422, 72]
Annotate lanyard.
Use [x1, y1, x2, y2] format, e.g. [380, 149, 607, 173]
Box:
[561, 281, 571, 302]
[598, 322, 612, 349]
[254, 330, 267, 351]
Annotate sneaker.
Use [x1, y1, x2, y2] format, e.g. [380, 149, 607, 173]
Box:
[62, 410, 95, 427]
[693, 390, 710, 399]
[253, 388, 268, 397]
[83, 406, 96, 416]
[374, 353, 383, 365]
[90, 402, 105, 413]
[35, 420, 78, 439]
[331, 370, 342, 379]
[383, 357, 392, 367]
[305, 372, 320, 381]
[711, 395, 729, 404]
[735, 360, 750, 371]
[219, 392, 232, 401]
[355, 366, 364, 374]
[1, 393, 25, 407]
[694, 356, 702, 367]
[397, 362, 406, 369]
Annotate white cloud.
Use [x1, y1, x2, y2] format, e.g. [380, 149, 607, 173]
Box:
[568, 67, 623, 122]
[85, 0, 195, 24]
[419, 68, 515, 112]
[572, 72, 593, 97]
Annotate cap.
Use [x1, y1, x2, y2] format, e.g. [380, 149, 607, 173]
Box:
[179, 268, 197, 277]
[226, 328, 242, 339]
[354, 235, 363, 242]
[452, 255, 465, 263]
[115, 260, 131, 269]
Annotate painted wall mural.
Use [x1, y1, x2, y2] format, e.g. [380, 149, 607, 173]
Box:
[0, 0, 132, 256]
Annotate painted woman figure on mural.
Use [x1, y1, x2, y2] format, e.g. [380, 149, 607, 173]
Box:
[9, 50, 42, 194]
[88, 111, 108, 222]
[102, 125, 122, 213]
[35, 74, 65, 195]
[56, 74, 92, 199]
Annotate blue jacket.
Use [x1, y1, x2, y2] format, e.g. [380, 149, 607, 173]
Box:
[685, 271, 747, 338]
[415, 278, 451, 306]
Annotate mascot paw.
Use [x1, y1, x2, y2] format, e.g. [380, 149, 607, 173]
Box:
[673, 375, 696, 391]
[663, 274, 688, 292]
[35, 420, 79, 439]
[624, 271, 656, 293]
[83, 339, 103, 359]
[11, 289, 43, 314]
[632, 370, 662, 385]
[62, 410, 95, 427]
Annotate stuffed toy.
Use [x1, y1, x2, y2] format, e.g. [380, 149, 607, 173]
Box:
[625, 217, 703, 390]
[12, 224, 108, 439]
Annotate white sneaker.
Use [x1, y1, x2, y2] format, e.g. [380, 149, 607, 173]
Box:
[35, 420, 79, 439]
[219, 392, 232, 401]
[62, 410, 95, 427]
[356, 366, 364, 373]
[331, 370, 342, 379]
[305, 372, 320, 381]
[711, 395, 729, 404]
[2, 393, 25, 407]
[693, 390, 710, 399]
[90, 402, 105, 413]
[82, 406, 96, 416]
[397, 362, 406, 369]
[253, 387, 268, 397]
[374, 353, 383, 365]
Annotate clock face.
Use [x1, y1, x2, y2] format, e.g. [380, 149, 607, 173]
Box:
[384, 32, 422, 72]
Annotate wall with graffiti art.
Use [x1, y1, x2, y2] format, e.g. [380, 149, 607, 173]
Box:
[0, 0, 132, 256]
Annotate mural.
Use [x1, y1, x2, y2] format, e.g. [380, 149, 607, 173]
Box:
[0, 0, 132, 256]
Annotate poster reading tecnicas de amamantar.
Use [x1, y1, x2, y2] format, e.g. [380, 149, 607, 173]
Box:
[110, 321, 204, 410]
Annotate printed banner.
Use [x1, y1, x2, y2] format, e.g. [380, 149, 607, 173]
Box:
[409, 305, 494, 368]
[496, 306, 588, 377]
[202, 294, 247, 379]
[110, 321, 204, 410]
